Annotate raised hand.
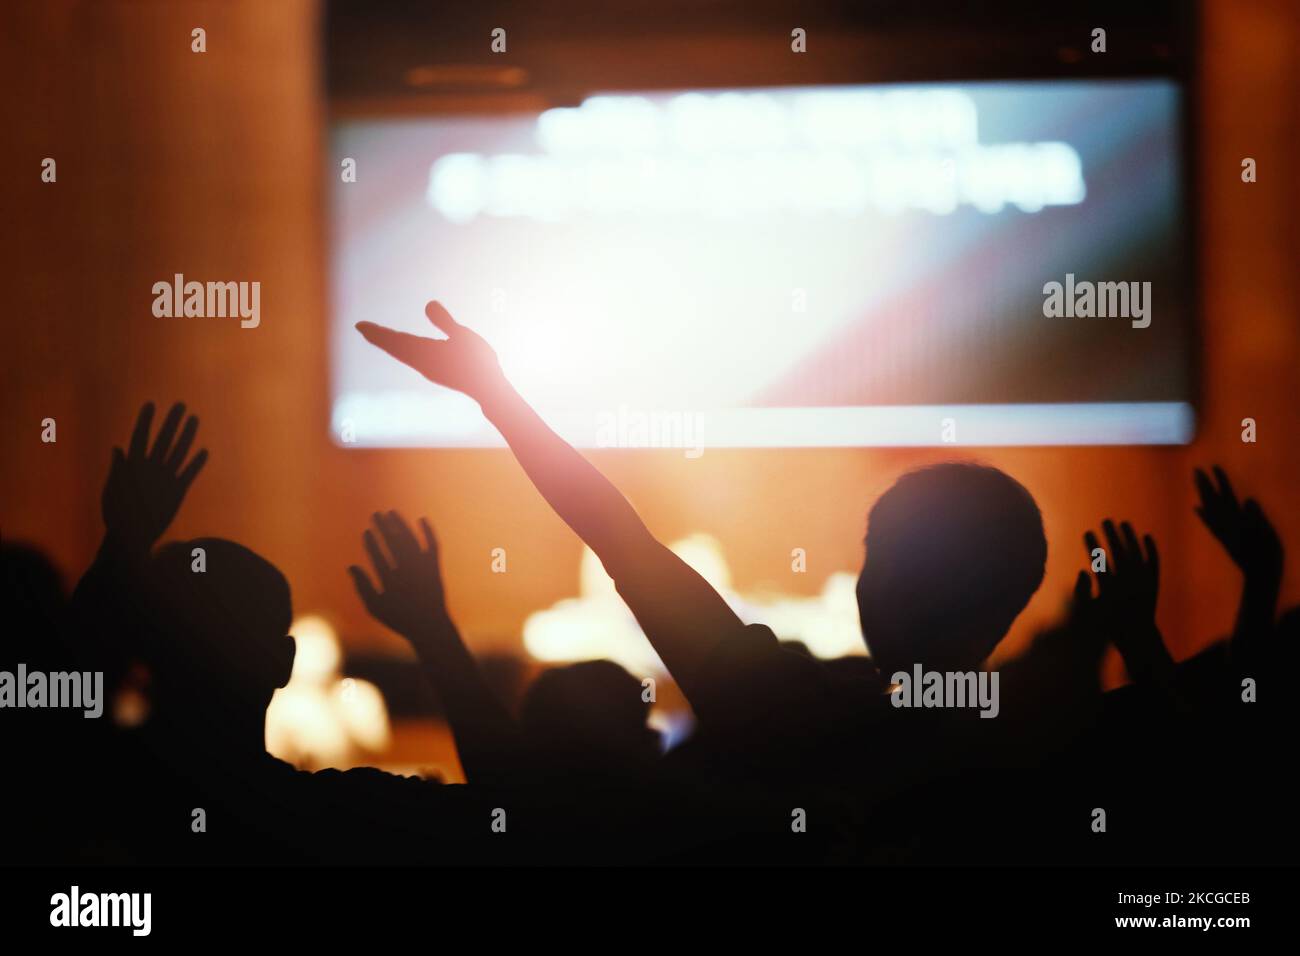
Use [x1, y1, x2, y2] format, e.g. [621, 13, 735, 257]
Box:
[1077, 519, 1172, 685]
[350, 512, 525, 785]
[102, 402, 208, 554]
[356, 301, 505, 404]
[364, 297, 746, 706]
[1194, 466, 1283, 582]
[1064, 567, 1108, 650]
[1195, 466, 1284, 664]
[349, 511, 450, 642]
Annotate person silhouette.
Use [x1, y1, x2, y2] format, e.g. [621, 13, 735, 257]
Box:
[349, 512, 661, 784]
[72, 403, 490, 864]
[519, 660, 660, 776]
[1, 541, 88, 863]
[355, 304, 1048, 807]
[1194, 465, 1284, 666]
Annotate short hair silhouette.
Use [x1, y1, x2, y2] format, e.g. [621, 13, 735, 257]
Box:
[519, 660, 659, 770]
[2, 543, 66, 664]
[146, 538, 295, 739]
[857, 463, 1046, 674]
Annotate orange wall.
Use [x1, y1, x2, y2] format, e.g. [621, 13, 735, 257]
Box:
[3, 0, 1297, 674]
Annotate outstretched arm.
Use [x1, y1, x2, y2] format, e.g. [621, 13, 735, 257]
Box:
[1194, 466, 1284, 667]
[70, 402, 208, 667]
[1076, 520, 1185, 713]
[356, 304, 746, 704]
[349, 511, 524, 786]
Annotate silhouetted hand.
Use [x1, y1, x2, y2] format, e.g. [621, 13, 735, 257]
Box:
[102, 402, 208, 554]
[1194, 466, 1282, 582]
[1195, 466, 1285, 665]
[356, 302, 505, 405]
[1078, 520, 1172, 685]
[349, 511, 450, 642]
[350, 513, 526, 786]
[1067, 564, 1097, 631]
[1063, 567, 1111, 653]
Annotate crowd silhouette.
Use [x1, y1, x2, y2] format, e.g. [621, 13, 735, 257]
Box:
[2, 301, 1295, 865]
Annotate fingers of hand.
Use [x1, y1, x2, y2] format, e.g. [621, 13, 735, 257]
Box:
[176, 448, 208, 492]
[1143, 533, 1160, 591]
[376, 510, 421, 564]
[1120, 521, 1142, 565]
[356, 322, 450, 381]
[149, 403, 187, 462]
[1193, 466, 1215, 505]
[165, 415, 200, 472]
[348, 565, 381, 610]
[424, 300, 462, 337]
[1212, 465, 1239, 510]
[1072, 569, 1093, 607]
[1102, 519, 1127, 576]
[1193, 467, 1236, 535]
[363, 528, 393, 585]
[129, 403, 155, 459]
[418, 517, 438, 557]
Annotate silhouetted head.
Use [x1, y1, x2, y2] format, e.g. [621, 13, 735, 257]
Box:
[520, 660, 660, 773]
[1, 543, 72, 762]
[145, 538, 295, 748]
[2, 543, 67, 658]
[857, 464, 1046, 675]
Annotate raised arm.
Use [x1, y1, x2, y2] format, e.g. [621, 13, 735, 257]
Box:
[1076, 520, 1185, 714]
[71, 402, 208, 666]
[356, 303, 746, 703]
[1193, 466, 1284, 668]
[348, 511, 524, 786]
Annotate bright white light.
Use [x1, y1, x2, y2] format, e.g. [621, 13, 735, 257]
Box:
[759, 572, 867, 658]
[289, 615, 341, 685]
[539, 95, 663, 153]
[522, 536, 868, 671]
[334, 400, 1196, 449]
[266, 613, 393, 770]
[336, 80, 1185, 453]
[334, 678, 391, 752]
[426, 88, 1082, 222]
[523, 535, 740, 673]
[427, 153, 487, 223]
